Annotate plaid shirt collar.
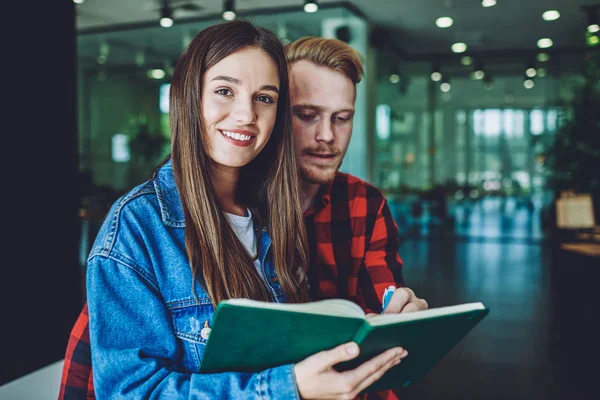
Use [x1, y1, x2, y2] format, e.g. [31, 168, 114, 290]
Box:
[303, 179, 334, 218]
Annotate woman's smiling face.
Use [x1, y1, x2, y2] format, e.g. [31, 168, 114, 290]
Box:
[201, 46, 280, 169]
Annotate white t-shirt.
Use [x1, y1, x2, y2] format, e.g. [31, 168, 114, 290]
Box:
[225, 209, 265, 282]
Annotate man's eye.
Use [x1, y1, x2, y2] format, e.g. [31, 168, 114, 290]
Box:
[216, 88, 233, 96]
[336, 116, 352, 123]
[256, 95, 274, 104]
[296, 114, 316, 121]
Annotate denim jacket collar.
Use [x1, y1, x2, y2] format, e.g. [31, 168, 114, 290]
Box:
[152, 160, 270, 242]
[153, 159, 186, 228]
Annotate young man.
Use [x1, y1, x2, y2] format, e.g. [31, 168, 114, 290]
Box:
[59, 37, 427, 400]
[287, 37, 427, 400]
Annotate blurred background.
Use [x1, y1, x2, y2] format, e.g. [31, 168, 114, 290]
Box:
[3, 1, 599, 399]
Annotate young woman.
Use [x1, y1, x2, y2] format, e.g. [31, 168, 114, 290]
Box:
[86, 20, 403, 399]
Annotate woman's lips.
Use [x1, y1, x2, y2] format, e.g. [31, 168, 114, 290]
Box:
[219, 129, 256, 147]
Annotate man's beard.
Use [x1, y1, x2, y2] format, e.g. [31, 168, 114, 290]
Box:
[298, 144, 343, 185]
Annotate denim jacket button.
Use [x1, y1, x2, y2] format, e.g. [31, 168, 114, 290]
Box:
[200, 326, 211, 340]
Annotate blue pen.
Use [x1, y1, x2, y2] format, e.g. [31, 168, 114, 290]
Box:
[381, 285, 396, 313]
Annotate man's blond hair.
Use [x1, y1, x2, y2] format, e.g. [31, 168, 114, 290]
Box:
[285, 37, 364, 85]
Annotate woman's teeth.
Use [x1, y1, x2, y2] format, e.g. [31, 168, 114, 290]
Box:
[221, 130, 252, 141]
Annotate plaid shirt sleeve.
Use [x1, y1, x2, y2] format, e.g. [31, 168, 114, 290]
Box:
[58, 303, 95, 400]
[358, 192, 406, 314]
[359, 199, 406, 400]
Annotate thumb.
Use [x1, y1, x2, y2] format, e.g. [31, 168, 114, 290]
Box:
[307, 342, 360, 372]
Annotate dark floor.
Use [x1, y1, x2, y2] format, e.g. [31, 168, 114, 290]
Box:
[389, 197, 599, 400]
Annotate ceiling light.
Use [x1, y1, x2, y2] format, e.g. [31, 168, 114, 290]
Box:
[160, 17, 173, 28]
[588, 34, 600, 46]
[460, 56, 473, 66]
[73, 0, 84, 4]
[160, 4, 173, 27]
[304, 1, 318, 13]
[481, 0, 497, 8]
[589, 24, 600, 33]
[148, 69, 166, 80]
[436, 17, 453, 28]
[472, 63, 485, 80]
[537, 38, 553, 48]
[223, 0, 236, 20]
[537, 52, 549, 62]
[537, 68, 547, 78]
[431, 64, 442, 81]
[526, 67, 537, 78]
[542, 10, 560, 21]
[97, 41, 109, 64]
[440, 81, 451, 92]
[389, 74, 400, 83]
[524, 78, 535, 89]
[222, 10, 236, 20]
[451, 42, 467, 53]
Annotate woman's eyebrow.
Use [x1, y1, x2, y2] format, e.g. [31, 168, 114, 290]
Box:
[260, 85, 279, 94]
[210, 76, 278, 94]
[210, 75, 241, 85]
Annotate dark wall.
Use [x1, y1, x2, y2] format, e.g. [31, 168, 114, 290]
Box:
[2, 1, 82, 385]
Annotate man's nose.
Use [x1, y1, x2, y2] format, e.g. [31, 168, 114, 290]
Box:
[315, 118, 334, 143]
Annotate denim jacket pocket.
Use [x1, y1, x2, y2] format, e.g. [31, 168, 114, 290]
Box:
[170, 300, 215, 373]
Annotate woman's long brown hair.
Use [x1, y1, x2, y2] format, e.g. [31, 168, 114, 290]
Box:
[168, 20, 308, 306]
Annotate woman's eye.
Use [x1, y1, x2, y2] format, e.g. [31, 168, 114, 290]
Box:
[216, 88, 233, 96]
[256, 95, 274, 104]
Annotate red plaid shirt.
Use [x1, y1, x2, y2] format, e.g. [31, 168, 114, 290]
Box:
[59, 172, 405, 399]
[58, 302, 95, 399]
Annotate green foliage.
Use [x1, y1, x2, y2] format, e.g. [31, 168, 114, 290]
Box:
[129, 122, 168, 164]
[543, 51, 600, 207]
[122, 113, 169, 185]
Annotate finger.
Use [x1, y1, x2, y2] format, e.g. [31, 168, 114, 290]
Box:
[402, 297, 429, 313]
[400, 302, 420, 313]
[343, 346, 403, 388]
[383, 288, 412, 314]
[305, 342, 360, 372]
[352, 350, 402, 395]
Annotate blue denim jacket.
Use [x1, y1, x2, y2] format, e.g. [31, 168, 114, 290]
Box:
[86, 160, 300, 399]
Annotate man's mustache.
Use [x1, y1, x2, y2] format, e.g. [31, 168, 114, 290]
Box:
[303, 144, 342, 156]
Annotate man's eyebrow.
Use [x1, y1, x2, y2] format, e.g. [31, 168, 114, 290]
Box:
[210, 76, 279, 94]
[292, 104, 322, 112]
[292, 104, 355, 114]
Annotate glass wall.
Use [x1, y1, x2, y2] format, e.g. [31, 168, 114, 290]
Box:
[76, 4, 593, 245]
[372, 52, 590, 240]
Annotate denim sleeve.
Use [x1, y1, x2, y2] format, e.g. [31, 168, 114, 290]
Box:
[86, 255, 300, 400]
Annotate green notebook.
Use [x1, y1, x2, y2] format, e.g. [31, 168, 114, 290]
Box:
[199, 298, 489, 392]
